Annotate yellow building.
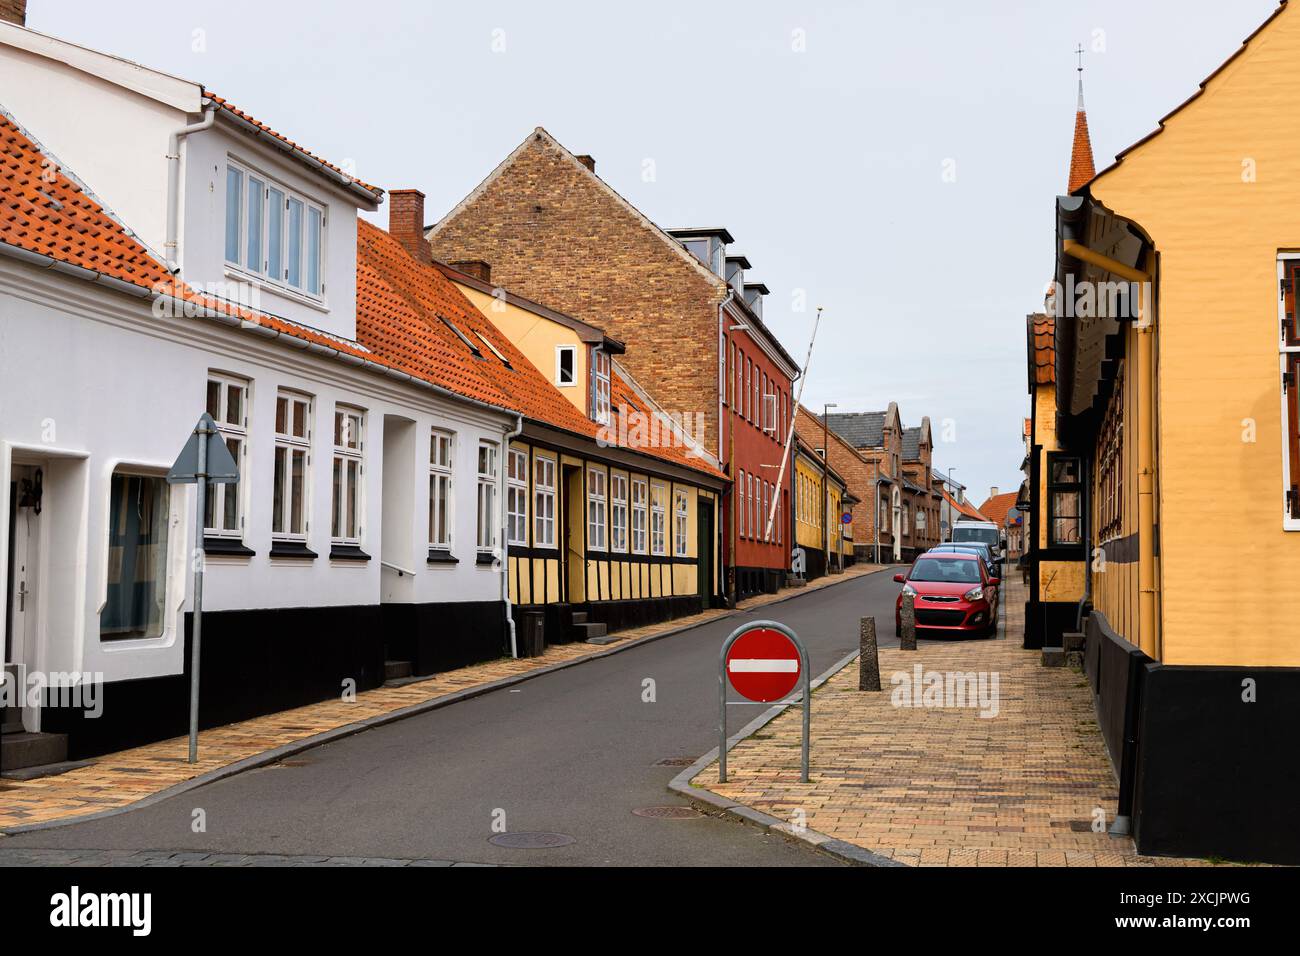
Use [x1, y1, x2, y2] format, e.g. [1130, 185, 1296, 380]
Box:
[437, 262, 728, 637]
[1037, 2, 1300, 864]
[793, 436, 850, 579]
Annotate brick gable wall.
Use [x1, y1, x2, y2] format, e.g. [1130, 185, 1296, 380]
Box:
[0, 0, 25, 25]
[429, 132, 728, 454]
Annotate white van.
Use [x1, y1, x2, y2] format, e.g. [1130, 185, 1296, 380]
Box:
[951, 519, 1005, 566]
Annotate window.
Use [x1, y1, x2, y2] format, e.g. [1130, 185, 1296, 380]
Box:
[225, 160, 324, 297]
[611, 473, 628, 552]
[1282, 257, 1300, 521]
[729, 342, 736, 406]
[650, 482, 667, 555]
[507, 448, 528, 545]
[752, 364, 760, 426]
[751, 474, 759, 540]
[477, 441, 499, 552]
[102, 472, 170, 640]
[534, 454, 556, 547]
[745, 359, 752, 421]
[331, 406, 365, 543]
[1047, 455, 1082, 546]
[587, 467, 608, 550]
[763, 481, 771, 541]
[429, 429, 454, 548]
[1098, 369, 1125, 541]
[556, 345, 577, 387]
[631, 478, 648, 553]
[441, 315, 483, 357]
[735, 350, 743, 419]
[763, 391, 777, 433]
[674, 488, 689, 556]
[273, 391, 312, 539]
[591, 348, 611, 424]
[738, 470, 747, 538]
[204, 373, 248, 538]
[901, 503, 909, 536]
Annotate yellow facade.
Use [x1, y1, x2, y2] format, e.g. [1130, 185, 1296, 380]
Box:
[1032, 382, 1086, 606]
[1085, 6, 1300, 666]
[794, 449, 846, 566]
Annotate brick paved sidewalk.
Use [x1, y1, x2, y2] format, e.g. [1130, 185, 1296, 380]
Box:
[0, 563, 884, 832]
[692, 574, 1209, 867]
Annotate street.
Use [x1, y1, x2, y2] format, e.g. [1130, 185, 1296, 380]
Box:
[0, 568, 929, 867]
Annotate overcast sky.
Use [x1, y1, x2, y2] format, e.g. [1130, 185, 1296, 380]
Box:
[36, 0, 1279, 503]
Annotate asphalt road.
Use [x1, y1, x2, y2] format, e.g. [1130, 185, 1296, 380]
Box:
[4, 567, 934, 867]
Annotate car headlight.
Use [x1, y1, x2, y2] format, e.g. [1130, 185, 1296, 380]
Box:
[963, 586, 984, 602]
[902, 584, 916, 597]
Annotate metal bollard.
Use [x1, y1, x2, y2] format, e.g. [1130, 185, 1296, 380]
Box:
[900, 590, 917, 651]
[859, 617, 881, 691]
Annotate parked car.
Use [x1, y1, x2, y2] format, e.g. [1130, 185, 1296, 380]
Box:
[926, 542, 996, 575]
[893, 552, 1000, 639]
[951, 518, 1006, 569]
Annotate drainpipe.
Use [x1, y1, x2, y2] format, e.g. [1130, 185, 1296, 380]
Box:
[165, 106, 217, 274]
[1061, 239, 1157, 656]
[1075, 456, 1091, 631]
[500, 414, 525, 658]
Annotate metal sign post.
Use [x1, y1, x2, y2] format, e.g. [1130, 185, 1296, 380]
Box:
[719, 620, 810, 784]
[167, 413, 239, 764]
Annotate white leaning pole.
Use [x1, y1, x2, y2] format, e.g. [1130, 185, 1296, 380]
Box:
[764, 306, 823, 542]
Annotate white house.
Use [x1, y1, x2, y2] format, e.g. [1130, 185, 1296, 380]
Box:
[0, 20, 523, 765]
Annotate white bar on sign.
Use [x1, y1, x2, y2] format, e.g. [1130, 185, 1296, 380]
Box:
[728, 658, 798, 673]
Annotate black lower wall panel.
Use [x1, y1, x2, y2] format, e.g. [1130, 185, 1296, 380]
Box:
[1023, 600, 1077, 650]
[384, 600, 506, 676]
[1132, 663, 1300, 865]
[41, 604, 386, 760]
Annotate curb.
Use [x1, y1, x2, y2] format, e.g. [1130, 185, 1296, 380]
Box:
[2, 565, 896, 836]
[667, 647, 908, 868]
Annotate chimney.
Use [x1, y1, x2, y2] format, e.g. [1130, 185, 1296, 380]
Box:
[388, 188, 429, 263]
[0, 0, 27, 25]
[450, 260, 492, 284]
[575, 154, 596, 173]
[990, 486, 999, 501]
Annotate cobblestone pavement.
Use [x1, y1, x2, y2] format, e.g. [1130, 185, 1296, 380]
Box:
[692, 574, 1213, 867]
[0, 563, 883, 832]
[0, 846, 494, 867]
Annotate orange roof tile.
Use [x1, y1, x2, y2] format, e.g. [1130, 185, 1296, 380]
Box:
[1030, 313, 1055, 386]
[203, 92, 383, 199]
[1068, 107, 1096, 193]
[978, 491, 1019, 526]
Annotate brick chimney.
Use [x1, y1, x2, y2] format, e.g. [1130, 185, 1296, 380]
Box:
[575, 154, 595, 173]
[388, 188, 429, 263]
[451, 260, 491, 283]
[0, 0, 27, 25]
[989, 486, 999, 501]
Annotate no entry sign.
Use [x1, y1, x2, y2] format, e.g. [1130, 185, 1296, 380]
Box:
[725, 626, 802, 702]
[718, 620, 811, 783]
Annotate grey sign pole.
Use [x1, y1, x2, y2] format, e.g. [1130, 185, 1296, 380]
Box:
[167, 412, 239, 765]
[719, 619, 811, 784]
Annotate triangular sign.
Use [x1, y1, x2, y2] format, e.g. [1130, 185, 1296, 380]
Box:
[167, 412, 240, 484]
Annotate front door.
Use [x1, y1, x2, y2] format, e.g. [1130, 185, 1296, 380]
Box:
[5, 466, 41, 733]
[696, 499, 713, 610]
[562, 465, 585, 604]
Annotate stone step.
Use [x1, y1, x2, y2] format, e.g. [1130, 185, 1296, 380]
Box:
[585, 636, 619, 646]
[1041, 647, 1067, 667]
[1062, 631, 1086, 653]
[570, 611, 588, 625]
[576, 621, 607, 640]
[1, 731, 68, 771]
[384, 660, 413, 681]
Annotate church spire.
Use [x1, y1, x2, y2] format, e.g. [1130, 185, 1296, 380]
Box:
[1069, 43, 1096, 193]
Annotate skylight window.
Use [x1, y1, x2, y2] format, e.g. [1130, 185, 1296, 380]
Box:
[475, 331, 513, 369]
[439, 315, 482, 358]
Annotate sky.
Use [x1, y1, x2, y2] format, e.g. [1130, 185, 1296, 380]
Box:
[33, 0, 1282, 504]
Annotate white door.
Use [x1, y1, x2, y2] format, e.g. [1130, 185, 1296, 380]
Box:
[6, 466, 40, 731]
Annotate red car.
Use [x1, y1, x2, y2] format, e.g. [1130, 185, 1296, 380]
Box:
[894, 552, 1000, 639]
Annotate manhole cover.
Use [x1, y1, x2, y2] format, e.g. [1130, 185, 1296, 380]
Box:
[488, 831, 575, 849]
[653, 757, 697, 767]
[632, 806, 702, 819]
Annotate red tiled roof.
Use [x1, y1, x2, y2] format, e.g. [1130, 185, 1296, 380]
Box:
[1030, 313, 1055, 385]
[203, 92, 383, 199]
[356, 221, 725, 480]
[1068, 107, 1096, 193]
[940, 487, 986, 521]
[978, 491, 1019, 526]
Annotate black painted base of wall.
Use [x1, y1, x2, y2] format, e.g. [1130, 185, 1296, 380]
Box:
[1023, 600, 1078, 649]
[737, 566, 782, 599]
[40, 604, 387, 761]
[514, 594, 704, 642]
[381, 600, 507, 676]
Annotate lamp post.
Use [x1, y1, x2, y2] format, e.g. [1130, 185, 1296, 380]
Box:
[821, 402, 837, 574]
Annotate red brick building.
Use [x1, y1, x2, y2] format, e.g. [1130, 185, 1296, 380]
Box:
[900, 420, 942, 559]
[427, 128, 799, 599]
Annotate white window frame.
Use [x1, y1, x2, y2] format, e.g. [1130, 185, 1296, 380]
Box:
[225, 158, 326, 299]
[204, 372, 249, 539]
[534, 453, 557, 548]
[477, 441, 499, 552]
[556, 345, 577, 387]
[429, 429, 455, 549]
[272, 390, 313, 540]
[673, 488, 689, 557]
[331, 405, 365, 545]
[591, 348, 612, 425]
[763, 391, 777, 433]
[631, 477, 648, 554]
[587, 466, 608, 551]
[738, 470, 747, 538]
[610, 473, 628, 552]
[507, 448, 528, 546]
[650, 481, 667, 555]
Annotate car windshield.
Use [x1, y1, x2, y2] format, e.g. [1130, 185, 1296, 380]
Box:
[909, 557, 981, 584]
[952, 527, 1000, 548]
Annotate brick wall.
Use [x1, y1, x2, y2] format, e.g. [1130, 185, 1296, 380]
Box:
[429, 131, 728, 454]
[0, 0, 26, 25]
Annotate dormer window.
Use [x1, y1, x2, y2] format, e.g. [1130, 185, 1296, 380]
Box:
[225, 159, 325, 298]
[556, 344, 577, 386]
[591, 347, 611, 424]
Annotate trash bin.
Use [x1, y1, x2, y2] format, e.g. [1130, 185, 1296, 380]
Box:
[521, 611, 545, 658]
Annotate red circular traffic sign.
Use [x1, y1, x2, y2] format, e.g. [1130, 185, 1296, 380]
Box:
[725, 626, 802, 702]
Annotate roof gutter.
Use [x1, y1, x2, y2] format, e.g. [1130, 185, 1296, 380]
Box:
[165, 105, 217, 273]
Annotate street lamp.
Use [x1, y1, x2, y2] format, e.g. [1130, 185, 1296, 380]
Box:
[822, 402, 837, 574]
